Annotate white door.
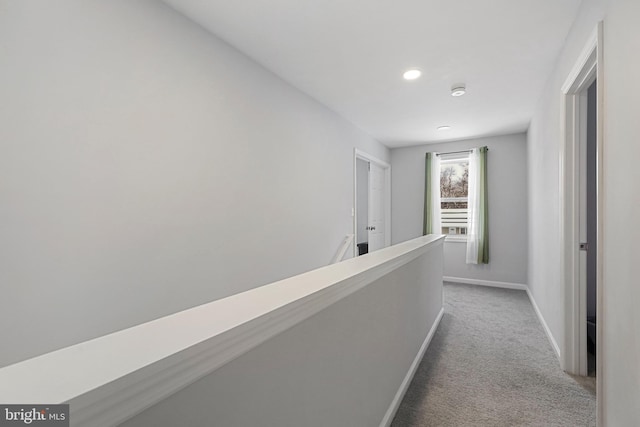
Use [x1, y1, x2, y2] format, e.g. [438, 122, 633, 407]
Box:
[368, 162, 385, 252]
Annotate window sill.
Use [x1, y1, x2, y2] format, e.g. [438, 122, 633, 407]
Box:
[445, 235, 468, 243]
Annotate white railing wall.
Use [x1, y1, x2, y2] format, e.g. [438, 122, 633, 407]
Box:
[0, 235, 445, 427]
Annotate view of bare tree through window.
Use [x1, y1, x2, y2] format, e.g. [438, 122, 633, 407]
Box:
[440, 158, 469, 235]
[440, 161, 469, 208]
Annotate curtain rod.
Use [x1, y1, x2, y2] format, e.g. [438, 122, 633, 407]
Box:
[436, 148, 489, 156]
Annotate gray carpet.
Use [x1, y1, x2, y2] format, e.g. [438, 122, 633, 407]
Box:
[391, 282, 596, 427]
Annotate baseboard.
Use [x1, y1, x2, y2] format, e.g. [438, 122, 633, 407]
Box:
[379, 307, 444, 427]
[526, 289, 562, 362]
[443, 276, 527, 291]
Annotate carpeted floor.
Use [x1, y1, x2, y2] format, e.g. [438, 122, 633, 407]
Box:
[391, 282, 596, 427]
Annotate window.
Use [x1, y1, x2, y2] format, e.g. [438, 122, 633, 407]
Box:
[439, 154, 469, 239]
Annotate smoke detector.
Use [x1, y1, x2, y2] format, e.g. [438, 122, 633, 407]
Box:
[451, 85, 466, 97]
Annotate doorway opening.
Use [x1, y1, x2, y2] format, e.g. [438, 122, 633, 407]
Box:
[561, 21, 603, 423]
[354, 149, 391, 257]
[584, 79, 597, 377]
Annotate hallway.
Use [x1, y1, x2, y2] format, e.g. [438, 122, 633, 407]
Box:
[392, 283, 595, 426]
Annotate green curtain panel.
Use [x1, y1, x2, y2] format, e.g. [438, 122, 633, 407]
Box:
[423, 152, 433, 235]
[477, 146, 489, 264]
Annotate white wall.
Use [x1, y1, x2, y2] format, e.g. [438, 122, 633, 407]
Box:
[526, 0, 606, 369]
[391, 133, 528, 285]
[119, 245, 444, 427]
[0, 0, 388, 368]
[528, 0, 640, 423]
[595, 0, 640, 423]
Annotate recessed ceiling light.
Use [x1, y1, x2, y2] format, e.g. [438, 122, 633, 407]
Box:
[403, 69, 422, 80]
[451, 85, 466, 97]
[437, 126, 452, 131]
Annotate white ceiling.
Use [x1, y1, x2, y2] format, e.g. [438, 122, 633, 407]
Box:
[162, 0, 583, 147]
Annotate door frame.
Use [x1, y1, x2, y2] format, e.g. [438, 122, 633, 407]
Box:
[353, 149, 391, 257]
[560, 21, 603, 423]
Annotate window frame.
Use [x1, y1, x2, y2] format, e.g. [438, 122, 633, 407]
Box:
[439, 153, 470, 243]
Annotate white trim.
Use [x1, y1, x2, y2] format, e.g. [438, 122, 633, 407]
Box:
[561, 27, 598, 94]
[353, 149, 392, 256]
[595, 20, 604, 427]
[380, 307, 444, 427]
[353, 153, 362, 254]
[354, 149, 390, 170]
[560, 22, 604, 389]
[439, 152, 469, 162]
[526, 289, 562, 362]
[0, 235, 445, 427]
[443, 276, 527, 290]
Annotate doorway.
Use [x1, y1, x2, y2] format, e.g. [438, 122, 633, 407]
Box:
[354, 149, 391, 257]
[584, 80, 597, 377]
[561, 21, 603, 422]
